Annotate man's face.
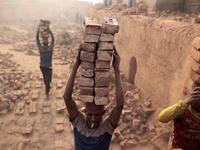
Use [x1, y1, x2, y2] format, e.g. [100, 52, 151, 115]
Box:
[42, 43, 48, 46]
[85, 111, 105, 128]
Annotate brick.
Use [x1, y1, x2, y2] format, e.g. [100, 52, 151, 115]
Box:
[56, 118, 64, 124]
[103, 17, 119, 34]
[113, 128, 121, 137]
[36, 82, 42, 88]
[149, 123, 155, 132]
[124, 134, 130, 139]
[43, 107, 50, 113]
[30, 102, 37, 107]
[29, 107, 37, 114]
[191, 18, 198, 24]
[94, 96, 109, 105]
[15, 108, 24, 115]
[95, 87, 109, 96]
[95, 77, 110, 87]
[136, 107, 147, 118]
[57, 101, 65, 108]
[84, 17, 102, 35]
[43, 101, 51, 107]
[134, 93, 140, 100]
[125, 140, 138, 148]
[56, 124, 64, 132]
[84, 34, 99, 43]
[122, 129, 130, 135]
[187, 55, 200, 73]
[97, 50, 113, 61]
[81, 68, 94, 77]
[125, 115, 132, 121]
[119, 135, 125, 141]
[98, 42, 113, 50]
[144, 108, 156, 116]
[80, 50, 95, 63]
[188, 67, 200, 84]
[23, 125, 33, 134]
[18, 102, 25, 109]
[80, 61, 94, 69]
[79, 87, 94, 96]
[57, 106, 66, 113]
[99, 33, 114, 42]
[31, 93, 38, 100]
[117, 123, 128, 132]
[56, 81, 63, 88]
[79, 77, 94, 87]
[80, 95, 94, 102]
[81, 41, 97, 52]
[139, 124, 147, 133]
[56, 92, 62, 99]
[122, 109, 132, 115]
[132, 119, 141, 130]
[95, 60, 110, 69]
[55, 140, 63, 148]
[190, 46, 200, 63]
[95, 69, 110, 78]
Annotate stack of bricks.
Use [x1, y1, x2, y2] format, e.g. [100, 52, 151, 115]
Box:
[187, 37, 200, 84]
[38, 19, 51, 43]
[79, 17, 119, 105]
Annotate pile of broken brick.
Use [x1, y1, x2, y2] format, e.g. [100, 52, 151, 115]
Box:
[91, 1, 200, 24]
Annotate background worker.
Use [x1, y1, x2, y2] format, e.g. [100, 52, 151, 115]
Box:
[63, 45, 124, 150]
[36, 27, 54, 98]
[159, 81, 200, 150]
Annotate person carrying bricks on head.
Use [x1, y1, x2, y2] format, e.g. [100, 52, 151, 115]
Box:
[36, 26, 54, 98]
[63, 45, 124, 150]
[158, 80, 200, 150]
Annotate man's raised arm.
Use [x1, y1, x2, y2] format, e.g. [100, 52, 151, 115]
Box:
[63, 45, 81, 119]
[109, 45, 124, 126]
[36, 27, 41, 48]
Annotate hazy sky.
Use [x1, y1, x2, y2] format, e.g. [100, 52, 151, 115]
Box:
[80, 0, 103, 4]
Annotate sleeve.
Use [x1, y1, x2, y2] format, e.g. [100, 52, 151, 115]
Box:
[70, 111, 86, 128]
[158, 100, 188, 123]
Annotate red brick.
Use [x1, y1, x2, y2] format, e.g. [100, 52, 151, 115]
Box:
[122, 129, 130, 135]
[84, 17, 102, 35]
[95, 60, 110, 69]
[113, 128, 121, 137]
[99, 33, 114, 42]
[94, 96, 109, 105]
[103, 17, 119, 34]
[80, 61, 94, 69]
[81, 41, 97, 52]
[81, 68, 94, 77]
[98, 42, 113, 50]
[190, 46, 200, 63]
[79, 77, 94, 87]
[79, 87, 94, 96]
[97, 50, 113, 61]
[80, 95, 94, 102]
[84, 34, 99, 43]
[95, 77, 110, 87]
[187, 55, 200, 73]
[117, 122, 128, 132]
[80, 50, 95, 63]
[125, 140, 138, 148]
[95, 69, 110, 78]
[95, 87, 109, 96]
[132, 119, 141, 130]
[188, 67, 200, 84]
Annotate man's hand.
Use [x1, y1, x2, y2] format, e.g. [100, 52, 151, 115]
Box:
[112, 45, 121, 72]
[73, 44, 81, 70]
[184, 87, 200, 105]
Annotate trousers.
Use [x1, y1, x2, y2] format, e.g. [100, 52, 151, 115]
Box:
[40, 67, 52, 95]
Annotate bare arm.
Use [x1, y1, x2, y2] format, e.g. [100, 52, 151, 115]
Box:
[109, 45, 124, 126]
[63, 45, 81, 119]
[49, 29, 55, 48]
[36, 27, 41, 48]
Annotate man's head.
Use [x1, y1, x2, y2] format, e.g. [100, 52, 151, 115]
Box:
[42, 42, 49, 46]
[85, 102, 105, 128]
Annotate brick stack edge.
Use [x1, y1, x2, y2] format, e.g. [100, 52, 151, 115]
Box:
[187, 37, 200, 84]
[39, 19, 51, 43]
[79, 17, 119, 105]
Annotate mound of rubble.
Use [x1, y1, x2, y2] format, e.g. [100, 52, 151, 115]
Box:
[90, 1, 200, 24]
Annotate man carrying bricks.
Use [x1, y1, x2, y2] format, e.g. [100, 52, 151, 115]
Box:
[36, 25, 54, 98]
[159, 82, 200, 150]
[63, 45, 124, 150]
